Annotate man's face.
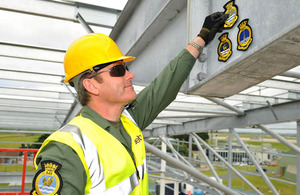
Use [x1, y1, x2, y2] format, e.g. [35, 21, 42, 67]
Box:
[94, 61, 137, 106]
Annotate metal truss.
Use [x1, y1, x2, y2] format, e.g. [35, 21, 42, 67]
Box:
[0, 0, 300, 194]
[146, 131, 298, 194]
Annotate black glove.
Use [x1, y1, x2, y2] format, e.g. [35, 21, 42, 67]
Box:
[198, 12, 229, 45]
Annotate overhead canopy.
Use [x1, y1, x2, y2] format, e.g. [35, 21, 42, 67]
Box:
[0, 0, 300, 136]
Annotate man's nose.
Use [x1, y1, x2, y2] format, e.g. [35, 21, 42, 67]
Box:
[125, 69, 135, 80]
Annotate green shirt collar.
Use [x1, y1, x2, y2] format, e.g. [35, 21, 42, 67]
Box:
[80, 105, 132, 151]
[81, 105, 112, 131]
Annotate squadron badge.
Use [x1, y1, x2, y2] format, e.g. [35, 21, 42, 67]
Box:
[31, 160, 63, 195]
[237, 19, 253, 51]
[218, 33, 232, 62]
[223, 0, 239, 29]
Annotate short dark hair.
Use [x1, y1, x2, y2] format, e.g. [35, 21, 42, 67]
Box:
[76, 72, 103, 106]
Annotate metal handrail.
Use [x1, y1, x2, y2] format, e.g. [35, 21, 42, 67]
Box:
[0, 148, 38, 195]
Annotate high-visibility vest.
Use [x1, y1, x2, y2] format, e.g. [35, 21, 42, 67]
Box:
[35, 111, 149, 195]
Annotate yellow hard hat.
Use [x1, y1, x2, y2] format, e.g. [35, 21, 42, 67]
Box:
[64, 33, 135, 83]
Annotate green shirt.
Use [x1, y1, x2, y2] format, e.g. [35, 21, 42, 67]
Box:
[34, 49, 196, 194]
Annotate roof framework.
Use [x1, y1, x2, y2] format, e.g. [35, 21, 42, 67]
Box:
[0, 0, 299, 134]
[1, 0, 300, 194]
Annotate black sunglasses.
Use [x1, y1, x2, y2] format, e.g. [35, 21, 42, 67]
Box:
[90, 63, 129, 78]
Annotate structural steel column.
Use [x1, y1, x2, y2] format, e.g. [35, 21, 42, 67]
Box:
[189, 135, 192, 162]
[174, 181, 179, 195]
[297, 121, 300, 195]
[145, 142, 240, 195]
[232, 130, 279, 195]
[258, 124, 300, 155]
[205, 97, 245, 115]
[190, 134, 221, 183]
[161, 137, 194, 168]
[228, 128, 233, 188]
[191, 133, 263, 195]
[160, 135, 166, 195]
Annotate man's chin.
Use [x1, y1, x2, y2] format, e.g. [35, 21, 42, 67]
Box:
[128, 93, 137, 102]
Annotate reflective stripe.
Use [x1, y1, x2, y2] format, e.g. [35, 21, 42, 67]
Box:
[103, 171, 139, 195]
[137, 158, 147, 180]
[122, 109, 138, 127]
[61, 125, 106, 193]
[61, 124, 142, 195]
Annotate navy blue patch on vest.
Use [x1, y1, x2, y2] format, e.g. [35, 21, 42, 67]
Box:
[217, 32, 233, 62]
[237, 19, 253, 51]
[223, 0, 239, 29]
[30, 160, 63, 195]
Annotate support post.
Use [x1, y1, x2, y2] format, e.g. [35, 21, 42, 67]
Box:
[174, 181, 179, 195]
[191, 132, 263, 195]
[228, 128, 233, 188]
[205, 97, 245, 115]
[190, 134, 221, 183]
[161, 137, 194, 168]
[61, 80, 81, 105]
[189, 135, 192, 162]
[258, 124, 300, 155]
[145, 142, 240, 195]
[160, 135, 166, 195]
[160, 137, 191, 179]
[232, 130, 279, 195]
[21, 151, 27, 193]
[76, 12, 94, 33]
[297, 121, 300, 195]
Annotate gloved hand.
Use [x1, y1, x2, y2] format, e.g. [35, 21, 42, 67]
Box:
[198, 12, 229, 45]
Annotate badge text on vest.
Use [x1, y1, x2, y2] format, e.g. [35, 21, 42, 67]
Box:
[134, 135, 143, 144]
[31, 160, 63, 195]
[237, 19, 253, 51]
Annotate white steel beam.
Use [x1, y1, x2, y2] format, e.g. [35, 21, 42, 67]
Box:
[145, 142, 240, 195]
[232, 130, 279, 195]
[0, 0, 119, 28]
[165, 101, 237, 115]
[0, 42, 65, 63]
[191, 134, 222, 184]
[258, 124, 300, 155]
[191, 132, 263, 195]
[228, 94, 290, 105]
[259, 79, 300, 92]
[297, 121, 300, 195]
[0, 70, 63, 84]
[205, 97, 245, 115]
[143, 100, 300, 136]
[0, 87, 72, 100]
[227, 128, 233, 188]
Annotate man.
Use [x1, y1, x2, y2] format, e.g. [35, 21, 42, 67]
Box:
[31, 12, 228, 195]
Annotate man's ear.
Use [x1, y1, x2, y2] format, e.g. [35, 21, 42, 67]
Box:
[82, 78, 100, 95]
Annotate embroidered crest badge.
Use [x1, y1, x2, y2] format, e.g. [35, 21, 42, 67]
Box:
[30, 160, 63, 195]
[218, 33, 232, 62]
[237, 19, 253, 51]
[223, 0, 239, 29]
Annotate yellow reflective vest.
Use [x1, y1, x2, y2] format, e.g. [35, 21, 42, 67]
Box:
[35, 111, 149, 195]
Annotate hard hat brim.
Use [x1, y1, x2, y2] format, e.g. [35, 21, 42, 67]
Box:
[64, 55, 136, 84]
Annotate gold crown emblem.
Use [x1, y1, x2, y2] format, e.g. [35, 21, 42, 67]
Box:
[239, 20, 248, 29]
[226, 2, 234, 10]
[220, 33, 228, 42]
[44, 163, 58, 173]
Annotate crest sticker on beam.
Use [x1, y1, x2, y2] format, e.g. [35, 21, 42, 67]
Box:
[218, 32, 232, 62]
[237, 19, 253, 51]
[223, 0, 239, 29]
